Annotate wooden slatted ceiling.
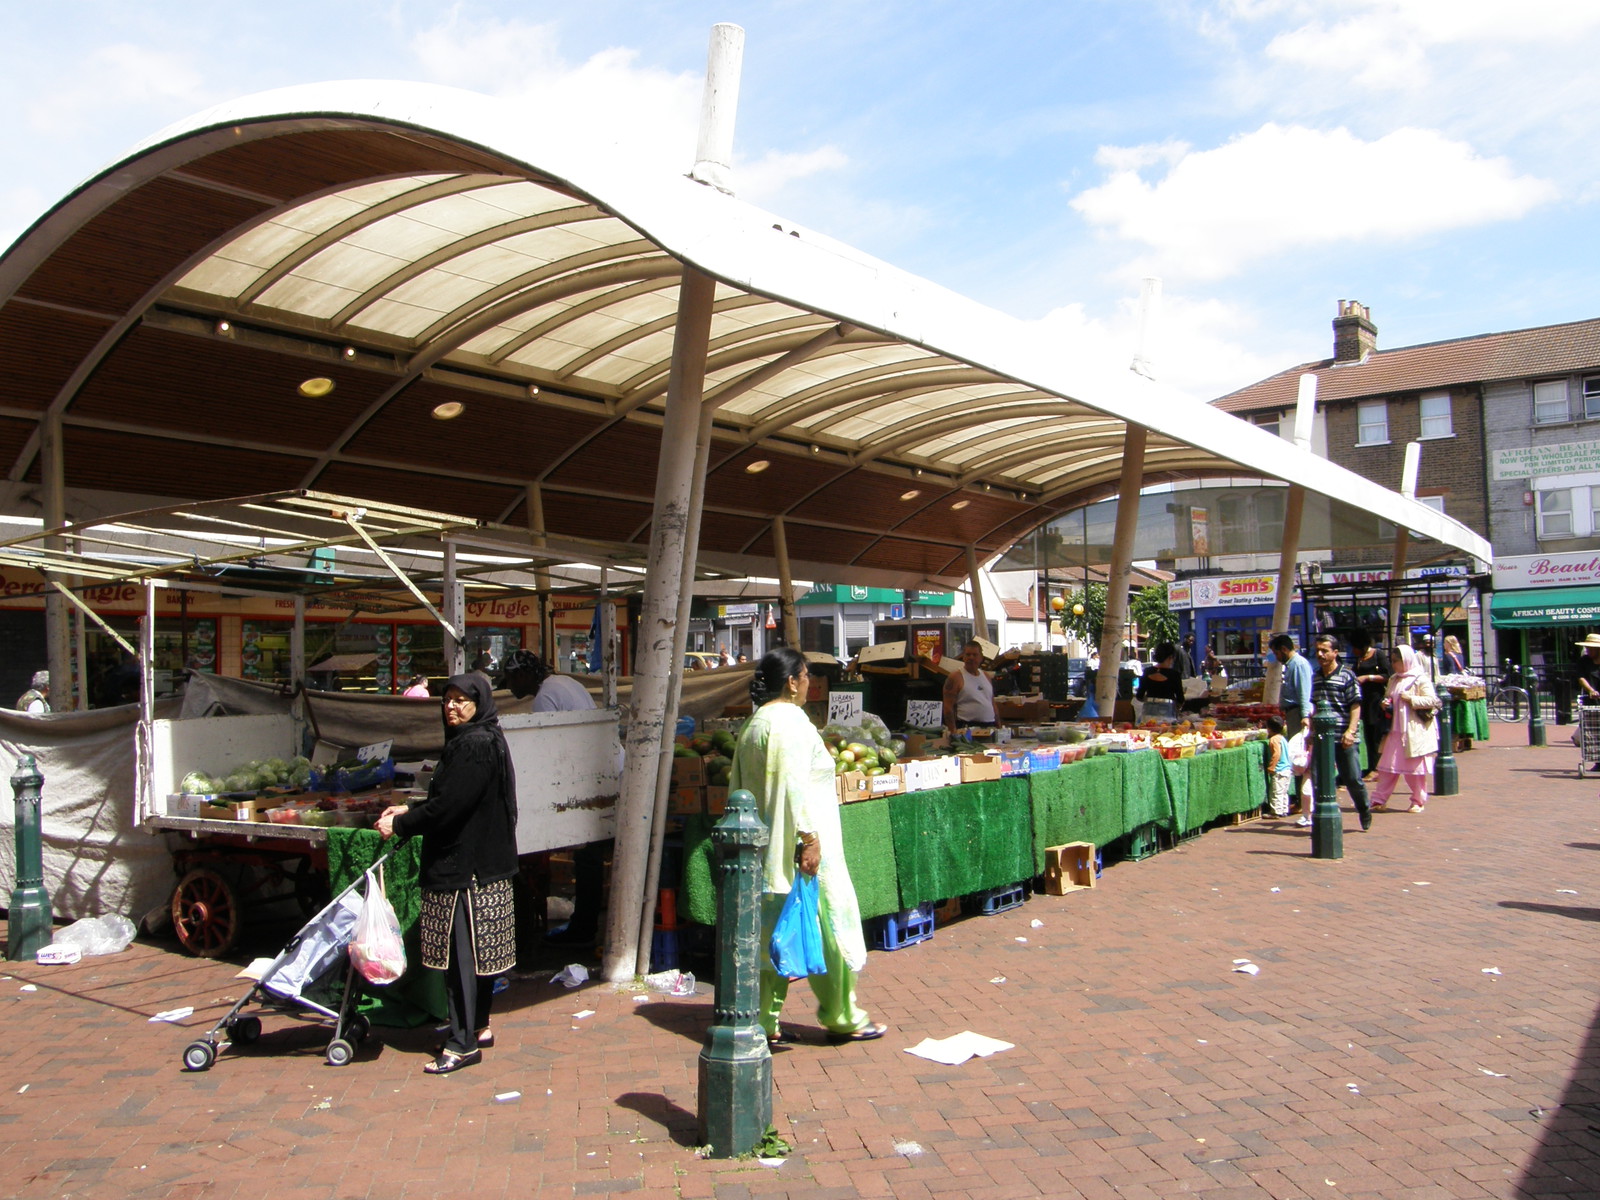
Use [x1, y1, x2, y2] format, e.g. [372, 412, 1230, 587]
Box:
[179, 129, 522, 201]
[789, 467, 945, 528]
[855, 536, 967, 576]
[341, 378, 610, 482]
[315, 461, 521, 523]
[15, 178, 270, 315]
[0, 417, 37, 470]
[0, 304, 114, 411]
[537, 489, 654, 544]
[58, 427, 313, 498]
[701, 443, 851, 516]
[73, 326, 384, 449]
[695, 510, 772, 556]
[755, 523, 877, 565]
[895, 490, 1033, 543]
[544, 420, 664, 498]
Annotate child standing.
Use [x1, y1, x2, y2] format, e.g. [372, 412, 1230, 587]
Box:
[1264, 716, 1293, 817]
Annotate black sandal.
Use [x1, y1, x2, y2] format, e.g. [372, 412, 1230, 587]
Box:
[423, 1047, 481, 1074]
[433, 1029, 493, 1054]
[767, 1029, 794, 1049]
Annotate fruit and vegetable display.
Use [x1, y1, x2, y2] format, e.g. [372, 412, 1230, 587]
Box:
[821, 716, 905, 777]
[180, 756, 314, 795]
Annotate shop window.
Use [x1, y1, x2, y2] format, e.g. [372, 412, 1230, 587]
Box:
[1418, 390, 1453, 439]
[1534, 379, 1569, 424]
[1249, 411, 1284, 438]
[1585, 377, 1600, 420]
[1356, 399, 1388, 445]
[800, 616, 836, 656]
[1538, 488, 1573, 538]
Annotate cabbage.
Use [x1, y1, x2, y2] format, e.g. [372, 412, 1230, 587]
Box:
[223, 773, 252, 793]
[253, 768, 279, 789]
[262, 757, 288, 775]
[289, 764, 313, 788]
[180, 771, 214, 795]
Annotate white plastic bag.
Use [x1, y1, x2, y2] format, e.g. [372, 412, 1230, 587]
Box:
[348, 866, 406, 986]
[50, 913, 137, 956]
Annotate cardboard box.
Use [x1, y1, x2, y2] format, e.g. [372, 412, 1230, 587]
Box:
[232, 798, 270, 823]
[1043, 842, 1097, 895]
[899, 756, 961, 792]
[995, 694, 1053, 723]
[705, 786, 728, 816]
[671, 757, 706, 788]
[668, 786, 704, 816]
[837, 766, 904, 803]
[806, 675, 828, 703]
[958, 753, 1003, 783]
[197, 802, 234, 821]
[166, 793, 208, 818]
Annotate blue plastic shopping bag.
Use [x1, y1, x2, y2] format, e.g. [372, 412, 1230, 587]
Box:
[768, 873, 827, 980]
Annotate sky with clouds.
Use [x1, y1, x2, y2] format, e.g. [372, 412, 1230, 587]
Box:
[4, 0, 1597, 402]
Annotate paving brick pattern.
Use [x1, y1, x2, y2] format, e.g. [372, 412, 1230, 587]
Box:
[1, 724, 1597, 1199]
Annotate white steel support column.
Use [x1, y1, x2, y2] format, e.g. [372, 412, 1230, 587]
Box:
[607, 266, 718, 983]
[635, 380, 717, 973]
[527, 484, 556, 664]
[1095, 426, 1147, 717]
[966, 544, 987, 640]
[773, 516, 800, 647]
[1264, 374, 1316, 705]
[442, 542, 465, 676]
[1391, 441, 1422, 645]
[290, 596, 306, 687]
[39, 412, 70, 712]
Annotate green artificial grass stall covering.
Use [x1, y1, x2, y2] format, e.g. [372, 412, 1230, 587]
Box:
[679, 802, 902, 924]
[890, 778, 1033, 908]
[1168, 744, 1267, 833]
[838, 800, 901, 919]
[326, 828, 446, 1026]
[1028, 755, 1127, 873]
[1119, 749, 1174, 832]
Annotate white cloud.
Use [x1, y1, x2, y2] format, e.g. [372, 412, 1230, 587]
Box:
[738, 146, 849, 205]
[1025, 293, 1284, 401]
[26, 43, 209, 136]
[1070, 123, 1556, 281]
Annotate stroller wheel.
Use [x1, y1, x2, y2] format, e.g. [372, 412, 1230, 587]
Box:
[183, 1040, 217, 1072]
[229, 1016, 262, 1045]
[347, 1014, 371, 1044]
[326, 1038, 355, 1067]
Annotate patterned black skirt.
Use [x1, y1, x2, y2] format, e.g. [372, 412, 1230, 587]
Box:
[418, 878, 516, 975]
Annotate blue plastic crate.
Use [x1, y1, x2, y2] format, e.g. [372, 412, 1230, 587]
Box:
[650, 928, 680, 970]
[868, 902, 935, 951]
[965, 882, 1026, 916]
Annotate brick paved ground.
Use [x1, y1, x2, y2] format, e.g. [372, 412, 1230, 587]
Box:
[1, 722, 1597, 1200]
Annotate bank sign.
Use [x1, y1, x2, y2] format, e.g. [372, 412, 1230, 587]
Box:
[1170, 574, 1278, 611]
[1493, 551, 1600, 590]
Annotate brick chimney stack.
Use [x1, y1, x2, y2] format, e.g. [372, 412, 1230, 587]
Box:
[1332, 300, 1377, 363]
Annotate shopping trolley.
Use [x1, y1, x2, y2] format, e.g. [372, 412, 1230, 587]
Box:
[1577, 698, 1600, 779]
[181, 850, 395, 1071]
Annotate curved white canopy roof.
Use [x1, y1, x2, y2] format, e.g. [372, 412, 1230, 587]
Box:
[0, 80, 1490, 585]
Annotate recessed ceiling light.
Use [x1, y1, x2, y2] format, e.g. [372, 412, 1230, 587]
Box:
[431, 401, 465, 420]
[298, 377, 335, 398]
[528, 384, 541, 397]
[745, 459, 770, 474]
[951, 499, 971, 510]
[900, 489, 921, 501]
[809, 445, 820, 455]
[913, 468, 923, 476]
[216, 320, 232, 335]
[342, 346, 356, 359]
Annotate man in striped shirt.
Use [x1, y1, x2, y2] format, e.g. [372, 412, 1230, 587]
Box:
[1309, 633, 1373, 832]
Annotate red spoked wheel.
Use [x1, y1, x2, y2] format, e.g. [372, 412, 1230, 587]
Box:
[171, 867, 241, 957]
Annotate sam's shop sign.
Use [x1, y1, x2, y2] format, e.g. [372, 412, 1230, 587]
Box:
[1169, 574, 1278, 611]
[1494, 551, 1600, 590]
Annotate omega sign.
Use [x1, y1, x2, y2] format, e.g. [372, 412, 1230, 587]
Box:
[1188, 574, 1279, 609]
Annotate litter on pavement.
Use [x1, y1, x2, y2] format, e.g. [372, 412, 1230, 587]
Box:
[904, 1031, 1014, 1065]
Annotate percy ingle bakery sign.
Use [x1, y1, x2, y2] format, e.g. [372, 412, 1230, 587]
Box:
[1494, 551, 1600, 590]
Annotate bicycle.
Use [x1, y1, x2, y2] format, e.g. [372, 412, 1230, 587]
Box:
[1486, 660, 1531, 723]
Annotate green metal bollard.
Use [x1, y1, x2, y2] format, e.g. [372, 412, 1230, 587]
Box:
[6, 754, 52, 961]
[1309, 694, 1343, 861]
[1433, 695, 1459, 797]
[1526, 667, 1546, 747]
[697, 787, 772, 1158]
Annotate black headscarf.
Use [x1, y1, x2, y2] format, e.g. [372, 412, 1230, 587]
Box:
[439, 672, 517, 830]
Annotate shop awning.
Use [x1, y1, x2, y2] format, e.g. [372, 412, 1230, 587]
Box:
[1489, 587, 1600, 627]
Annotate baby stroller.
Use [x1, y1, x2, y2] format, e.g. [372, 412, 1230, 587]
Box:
[181, 852, 394, 1071]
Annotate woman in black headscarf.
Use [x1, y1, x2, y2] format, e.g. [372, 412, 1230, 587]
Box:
[377, 672, 517, 1074]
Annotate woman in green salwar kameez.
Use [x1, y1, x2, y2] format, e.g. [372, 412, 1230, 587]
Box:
[730, 648, 888, 1047]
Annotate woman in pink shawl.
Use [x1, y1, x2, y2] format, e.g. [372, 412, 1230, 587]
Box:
[1370, 644, 1441, 813]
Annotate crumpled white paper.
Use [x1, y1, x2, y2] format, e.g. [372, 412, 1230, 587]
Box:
[904, 1031, 1014, 1065]
[551, 964, 590, 988]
